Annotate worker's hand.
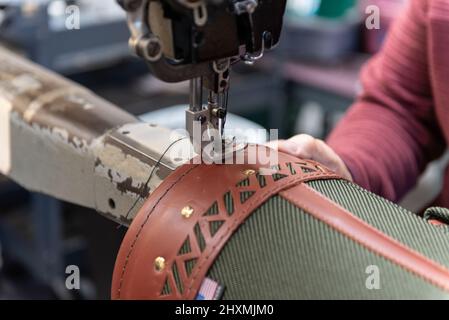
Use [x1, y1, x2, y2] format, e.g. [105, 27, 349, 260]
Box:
[266, 134, 353, 181]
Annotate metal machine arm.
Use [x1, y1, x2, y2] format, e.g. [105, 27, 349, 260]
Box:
[0, 46, 191, 225]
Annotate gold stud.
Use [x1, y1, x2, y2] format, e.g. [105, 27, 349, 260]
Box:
[181, 206, 194, 219]
[154, 257, 166, 271]
[243, 169, 256, 176]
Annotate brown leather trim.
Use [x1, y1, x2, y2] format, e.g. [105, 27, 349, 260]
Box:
[111, 145, 341, 300]
[280, 184, 449, 292]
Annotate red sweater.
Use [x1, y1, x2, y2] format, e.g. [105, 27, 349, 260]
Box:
[327, 0, 449, 206]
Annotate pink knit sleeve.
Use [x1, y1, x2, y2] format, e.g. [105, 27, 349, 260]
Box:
[327, 0, 445, 202]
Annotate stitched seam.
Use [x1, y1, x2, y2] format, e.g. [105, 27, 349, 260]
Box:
[117, 165, 200, 298]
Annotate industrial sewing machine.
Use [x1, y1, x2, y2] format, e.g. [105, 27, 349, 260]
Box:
[117, 0, 287, 158]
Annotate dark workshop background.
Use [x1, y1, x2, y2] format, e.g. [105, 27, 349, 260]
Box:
[1, 0, 435, 300]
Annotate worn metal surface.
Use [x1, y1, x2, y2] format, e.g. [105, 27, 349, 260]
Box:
[92, 123, 191, 224]
[0, 46, 191, 225]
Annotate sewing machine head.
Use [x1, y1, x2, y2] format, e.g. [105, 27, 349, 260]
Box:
[118, 0, 287, 158]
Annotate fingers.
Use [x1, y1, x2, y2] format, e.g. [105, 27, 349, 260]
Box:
[267, 135, 314, 159]
[266, 134, 353, 181]
[267, 134, 317, 159]
[285, 134, 318, 159]
[265, 139, 284, 151]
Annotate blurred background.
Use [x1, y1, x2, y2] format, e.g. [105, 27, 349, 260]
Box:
[1, 0, 436, 299]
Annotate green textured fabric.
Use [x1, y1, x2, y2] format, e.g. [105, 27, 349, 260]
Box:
[307, 179, 449, 265]
[206, 180, 449, 300]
